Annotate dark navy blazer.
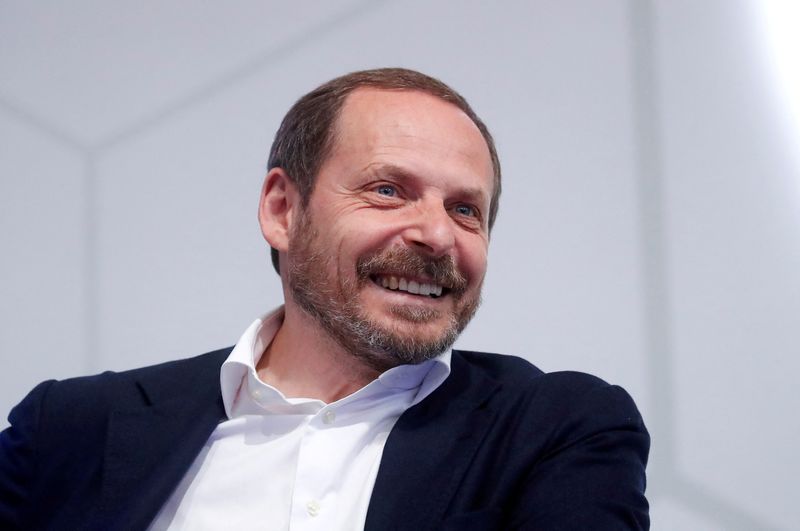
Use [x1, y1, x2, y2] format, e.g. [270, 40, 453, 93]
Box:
[0, 349, 649, 530]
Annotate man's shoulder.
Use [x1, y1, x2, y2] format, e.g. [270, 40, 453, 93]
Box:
[1, 348, 234, 530]
[27, 347, 232, 416]
[390, 351, 649, 529]
[451, 349, 613, 395]
[448, 349, 643, 429]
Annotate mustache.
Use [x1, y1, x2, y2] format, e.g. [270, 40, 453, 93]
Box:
[356, 247, 468, 294]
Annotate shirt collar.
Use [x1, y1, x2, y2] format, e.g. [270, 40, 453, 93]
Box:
[378, 350, 451, 406]
[220, 306, 452, 418]
[220, 306, 285, 419]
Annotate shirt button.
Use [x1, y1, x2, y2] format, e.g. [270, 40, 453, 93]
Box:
[306, 500, 321, 517]
[322, 410, 336, 425]
[251, 388, 263, 401]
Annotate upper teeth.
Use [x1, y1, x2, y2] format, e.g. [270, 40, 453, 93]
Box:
[377, 275, 443, 297]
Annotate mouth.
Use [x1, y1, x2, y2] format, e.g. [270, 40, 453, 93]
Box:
[370, 274, 447, 298]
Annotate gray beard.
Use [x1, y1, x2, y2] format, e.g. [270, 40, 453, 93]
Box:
[286, 227, 480, 374]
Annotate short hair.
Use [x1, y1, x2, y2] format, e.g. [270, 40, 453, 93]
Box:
[267, 67, 501, 273]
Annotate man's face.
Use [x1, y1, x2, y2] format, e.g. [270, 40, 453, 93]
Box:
[286, 88, 494, 372]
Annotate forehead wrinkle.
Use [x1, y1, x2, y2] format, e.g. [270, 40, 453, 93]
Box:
[336, 89, 485, 156]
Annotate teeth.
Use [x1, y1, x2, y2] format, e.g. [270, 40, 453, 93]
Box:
[375, 276, 443, 297]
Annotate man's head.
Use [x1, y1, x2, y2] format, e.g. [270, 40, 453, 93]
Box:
[266, 68, 501, 274]
[259, 69, 500, 372]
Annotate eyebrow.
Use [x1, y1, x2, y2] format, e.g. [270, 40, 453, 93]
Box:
[365, 163, 414, 181]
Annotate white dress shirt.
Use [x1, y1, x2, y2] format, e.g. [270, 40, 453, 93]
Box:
[148, 307, 451, 531]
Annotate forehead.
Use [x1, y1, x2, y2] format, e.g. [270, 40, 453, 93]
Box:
[335, 88, 485, 147]
[329, 88, 494, 187]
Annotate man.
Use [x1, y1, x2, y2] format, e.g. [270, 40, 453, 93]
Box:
[0, 68, 649, 530]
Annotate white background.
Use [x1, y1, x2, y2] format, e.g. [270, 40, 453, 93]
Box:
[1, 1, 798, 529]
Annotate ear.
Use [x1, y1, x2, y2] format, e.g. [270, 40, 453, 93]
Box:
[258, 167, 299, 253]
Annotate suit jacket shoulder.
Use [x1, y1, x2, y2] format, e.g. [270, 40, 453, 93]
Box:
[0, 348, 231, 531]
[366, 350, 650, 531]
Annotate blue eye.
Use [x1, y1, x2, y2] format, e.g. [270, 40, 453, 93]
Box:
[376, 185, 396, 197]
[454, 204, 476, 217]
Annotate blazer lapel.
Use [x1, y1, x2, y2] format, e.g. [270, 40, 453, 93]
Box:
[365, 352, 501, 531]
[88, 351, 228, 531]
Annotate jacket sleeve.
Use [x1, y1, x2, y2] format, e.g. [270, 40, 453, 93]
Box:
[510, 381, 650, 530]
[0, 381, 54, 530]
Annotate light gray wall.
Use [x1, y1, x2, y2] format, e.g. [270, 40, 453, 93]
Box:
[1, 1, 797, 529]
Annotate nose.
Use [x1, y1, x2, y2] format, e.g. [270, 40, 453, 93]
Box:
[401, 201, 456, 257]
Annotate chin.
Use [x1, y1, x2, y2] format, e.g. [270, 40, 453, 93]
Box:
[376, 310, 457, 343]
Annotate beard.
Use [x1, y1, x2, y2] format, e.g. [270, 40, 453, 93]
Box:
[286, 212, 482, 373]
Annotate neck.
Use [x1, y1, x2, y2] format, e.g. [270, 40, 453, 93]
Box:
[255, 302, 380, 403]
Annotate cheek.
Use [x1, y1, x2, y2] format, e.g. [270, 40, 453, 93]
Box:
[327, 225, 379, 279]
[462, 243, 489, 284]
[337, 215, 402, 251]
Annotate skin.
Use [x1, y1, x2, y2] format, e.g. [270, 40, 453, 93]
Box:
[257, 88, 495, 402]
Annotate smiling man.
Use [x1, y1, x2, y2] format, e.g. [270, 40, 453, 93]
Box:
[262, 86, 491, 392]
[0, 69, 649, 530]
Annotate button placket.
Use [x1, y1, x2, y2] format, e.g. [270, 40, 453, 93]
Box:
[290, 415, 331, 528]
